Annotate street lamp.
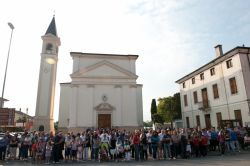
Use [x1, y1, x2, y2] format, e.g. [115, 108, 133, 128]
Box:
[0, 22, 14, 108]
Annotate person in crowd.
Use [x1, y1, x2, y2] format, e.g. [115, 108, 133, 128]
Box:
[210, 127, 218, 151]
[109, 130, 117, 161]
[162, 129, 171, 160]
[158, 129, 165, 159]
[91, 131, 100, 161]
[186, 139, 192, 158]
[76, 133, 83, 161]
[124, 139, 131, 161]
[146, 129, 153, 156]
[140, 130, 148, 161]
[225, 129, 233, 154]
[200, 133, 208, 157]
[31, 139, 37, 163]
[71, 135, 78, 161]
[9, 133, 18, 160]
[0, 133, 8, 161]
[36, 137, 46, 163]
[192, 133, 200, 157]
[132, 130, 140, 161]
[52, 131, 63, 163]
[151, 130, 160, 160]
[64, 133, 72, 162]
[171, 130, 179, 159]
[22, 132, 31, 160]
[180, 128, 188, 158]
[58, 132, 65, 161]
[45, 140, 52, 164]
[218, 129, 226, 155]
[231, 127, 240, 152]
[116, 139, 124, 162]
[117, 130, 125, 147]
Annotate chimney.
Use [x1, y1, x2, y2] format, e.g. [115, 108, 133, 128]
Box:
[215, 44, 223, 58]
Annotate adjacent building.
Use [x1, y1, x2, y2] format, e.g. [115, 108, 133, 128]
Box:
[0, 108, 15, 126]
[176, 45, 250, 129]
[15, 110, 34, 130]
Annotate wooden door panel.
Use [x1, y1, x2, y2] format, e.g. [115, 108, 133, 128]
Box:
[202, 88, 209, 108]
[205, 114, 211, 129]
[98, 114, 111, 129]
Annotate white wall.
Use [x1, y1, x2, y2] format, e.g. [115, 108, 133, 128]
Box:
[58, 84, 70, 128]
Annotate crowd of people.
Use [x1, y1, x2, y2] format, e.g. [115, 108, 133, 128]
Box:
[0, 125, 249, 164]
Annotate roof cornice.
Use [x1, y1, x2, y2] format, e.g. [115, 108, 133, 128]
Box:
[70, 52, 138, 60]
[175, 46, 250, 84]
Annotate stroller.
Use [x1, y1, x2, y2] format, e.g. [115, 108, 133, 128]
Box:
[99, 142, 109, 162]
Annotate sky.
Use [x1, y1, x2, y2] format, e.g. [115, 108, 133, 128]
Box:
[1, 0, 250, 122]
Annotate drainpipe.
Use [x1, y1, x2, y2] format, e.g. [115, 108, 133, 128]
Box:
[247, 49, 250, 117]
[247, 48, 250, 67]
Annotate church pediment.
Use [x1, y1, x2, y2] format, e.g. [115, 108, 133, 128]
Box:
[94, 102, 115, 111]
[71, 60, 138, 79]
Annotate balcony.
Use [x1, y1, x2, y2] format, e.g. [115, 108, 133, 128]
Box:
[198, 100, 211, 112]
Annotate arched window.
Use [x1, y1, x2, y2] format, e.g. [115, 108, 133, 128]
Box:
[46, 43, 53, 53]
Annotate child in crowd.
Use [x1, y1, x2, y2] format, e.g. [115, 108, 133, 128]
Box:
[31, 140, 37, 162]
[124, 139, 131, 161]
[116, 140, 124, 162]
[36, 137, 46, 164]
[76, 134, 83, 161]
[64, 134, 72, 162]
[45, 141, 52, 164]
[71, 137, 78, 161]
[186, 140, 192, 158]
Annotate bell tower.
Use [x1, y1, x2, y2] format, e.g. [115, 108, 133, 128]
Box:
[33, 16, 61, 133]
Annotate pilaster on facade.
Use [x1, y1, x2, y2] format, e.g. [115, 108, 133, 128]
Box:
[69, 85, 78, 127]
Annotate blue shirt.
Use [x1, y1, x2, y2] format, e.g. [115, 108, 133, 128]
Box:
[230, 131, 237, 141]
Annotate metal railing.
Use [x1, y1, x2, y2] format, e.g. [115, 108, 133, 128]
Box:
[198, 100, 211, 111]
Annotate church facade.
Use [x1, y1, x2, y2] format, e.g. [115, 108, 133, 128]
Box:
[58, 52, 143, 132]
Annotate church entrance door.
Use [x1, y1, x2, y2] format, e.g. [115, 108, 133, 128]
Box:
[98, 114, 111, 129]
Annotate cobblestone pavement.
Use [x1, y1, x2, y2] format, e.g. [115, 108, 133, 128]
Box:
[0, 150, 250, 166]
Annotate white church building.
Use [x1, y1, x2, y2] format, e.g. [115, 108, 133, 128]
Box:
[33, 17, 143, 133]
[58, 52, 143, 132]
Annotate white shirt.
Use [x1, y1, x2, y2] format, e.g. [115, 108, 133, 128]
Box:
[146, 133, 152, 143]
[100, 133, 109, 143]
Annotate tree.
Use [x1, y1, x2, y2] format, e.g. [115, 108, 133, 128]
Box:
[143, 121, 153, 127]
[150, 99, 157, 123]
[173, 93, 182, 119]
[157, 93, 182, 129]
[152, 113, 165, 124]
[17, 116, 27, 127]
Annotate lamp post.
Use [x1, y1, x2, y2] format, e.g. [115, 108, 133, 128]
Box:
[0, 22, 14, 108]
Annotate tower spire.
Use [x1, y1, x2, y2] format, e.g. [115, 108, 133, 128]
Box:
[45, 16, 57, 37]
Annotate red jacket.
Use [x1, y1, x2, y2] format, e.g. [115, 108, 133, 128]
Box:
[133, 134, 140, 144]
[193, 137, 199, 146]
[201, 136, 207, 145]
